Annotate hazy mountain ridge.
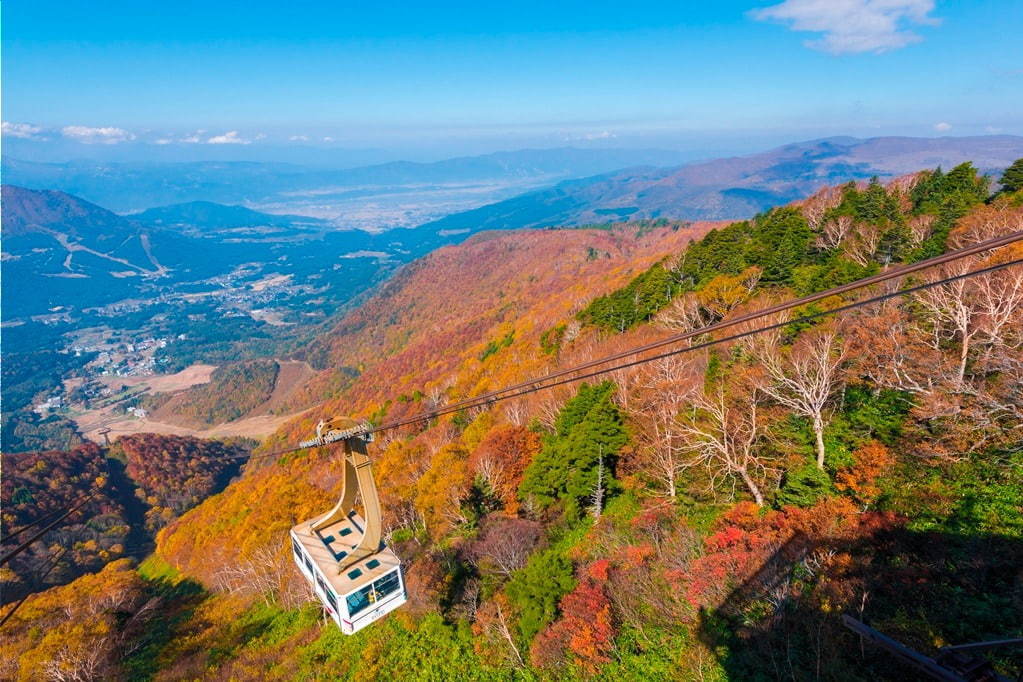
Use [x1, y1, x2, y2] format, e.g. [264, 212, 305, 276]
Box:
[0, 147, 696, 214]
[0, 182, 504, 333]
[417, 135, 1023, 231]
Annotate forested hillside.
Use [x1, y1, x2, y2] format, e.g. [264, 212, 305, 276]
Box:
[287, 217, 712, 412]
[110, 434, 243, 531]
[3, 161, 1022, 680]
[1, 444, 132, 603]
[1, 435, 247, 608]
[145, 359, 281, 426]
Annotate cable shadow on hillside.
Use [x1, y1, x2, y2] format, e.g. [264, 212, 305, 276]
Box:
[695, 528, 1023, 681]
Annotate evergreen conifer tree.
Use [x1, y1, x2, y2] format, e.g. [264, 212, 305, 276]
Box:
[999, 158, 1023, 194]
[519, 381, 628, 518]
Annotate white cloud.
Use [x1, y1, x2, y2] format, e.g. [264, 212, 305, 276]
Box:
[153, 138, 174, 145]
[61, 125, 136, 144]
[750, 0, 938, 54]
[562, 130, 618, 142]
[933, 121, 952, 132]
[2, 121, 46, 139]
[289, 134, 310, 141]
[985, 126, 1004, 134]
[322, 136, 335, 143]
[206, 130, 251, 145]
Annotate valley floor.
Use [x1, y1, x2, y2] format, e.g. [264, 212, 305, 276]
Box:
[69, 360, 316, 443]
[77, 410, 302, 442]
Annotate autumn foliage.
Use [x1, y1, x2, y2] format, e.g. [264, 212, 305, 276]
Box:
[154, 358, 280, 425]
[112, 433, 243, 531]
[0, 560, 156, 681]
[834, 440, 895, 504]
[467, 424, 539, 513]
[1, 443, 130, 601]
[9, 162, 1023, 680]
[2, 434, 250, 606]
[531, 563, 617, 673]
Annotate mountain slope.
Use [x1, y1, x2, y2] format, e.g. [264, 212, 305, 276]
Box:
[1, 185, 142, 239]
[418, 135, 1023, 230]
[287, 218, 715, 413]
[0, 435, 246, 605]
[0, 186, 476, 322]
[1, 185, 164, 278]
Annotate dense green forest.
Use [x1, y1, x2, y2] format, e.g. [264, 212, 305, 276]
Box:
[0, 326, 97, 452]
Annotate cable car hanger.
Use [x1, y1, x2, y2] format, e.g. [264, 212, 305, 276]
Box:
[303, 418, 382, 572]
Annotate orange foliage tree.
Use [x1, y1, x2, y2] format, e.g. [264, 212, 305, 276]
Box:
[467, 424, 540, 512]
[414, 443, 472, 539]
[472, 592, 526, 668]
[835, 440, 895, 504]
[530, 561, 617, 674]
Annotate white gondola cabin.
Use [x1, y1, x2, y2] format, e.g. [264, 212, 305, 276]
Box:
[289, 419, 407, 633]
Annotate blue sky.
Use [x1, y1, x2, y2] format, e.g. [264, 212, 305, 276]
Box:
[2, 0, 1022, 159]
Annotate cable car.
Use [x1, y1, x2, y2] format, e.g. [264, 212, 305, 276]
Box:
[289, 418, 407, 634]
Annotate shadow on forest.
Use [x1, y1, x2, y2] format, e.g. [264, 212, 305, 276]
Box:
[2, 452, 244, 609]
[696, 528, 1023, 681]
[104, 456, 155, 557]
[121, 572, 208, 680]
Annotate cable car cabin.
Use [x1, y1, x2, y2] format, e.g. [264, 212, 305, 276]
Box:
[289, 420, 407, 634]
[290, 512, 405, 633]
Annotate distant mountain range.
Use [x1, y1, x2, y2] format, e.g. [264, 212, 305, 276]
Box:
[9, 136, 1020, 232]
[1, 147, 696, 213]
[416, 135, 1023, 231]
[5, 134, 1022, 322]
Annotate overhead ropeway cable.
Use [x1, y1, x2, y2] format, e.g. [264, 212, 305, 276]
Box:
[369, 255, 1023, 432]
[0, 548, 68, 629]
[2, 507, 67, 544]
[8, 232, 1019, 471]
[401, 230, 1023, 417]
[3, 231, 1018, 633]
[226, 231, 1022, 463]
[0, 495, 94, 567]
